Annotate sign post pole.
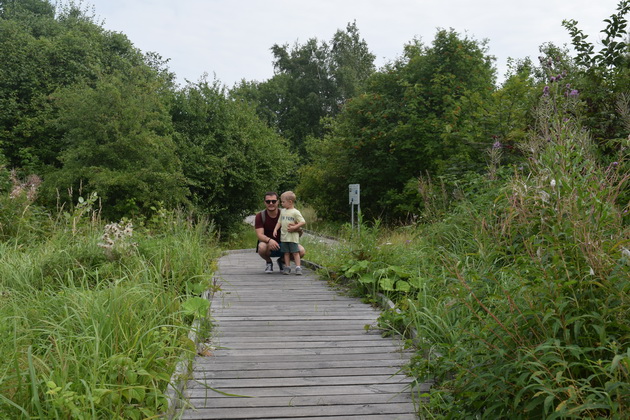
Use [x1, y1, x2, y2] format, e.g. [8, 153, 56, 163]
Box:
[351, 201, 354, 230]
[348, 184, 360, 232]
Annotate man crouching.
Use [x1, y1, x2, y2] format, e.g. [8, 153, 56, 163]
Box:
[255, 191, 305, 273]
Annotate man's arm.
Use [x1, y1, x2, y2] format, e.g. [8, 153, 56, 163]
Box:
[254, 213, 266, 242]
[255, 227, 267, 242]
[256, 226, 280, 250]
[287, 221, 305, 232]
[287, 210, 306, 232]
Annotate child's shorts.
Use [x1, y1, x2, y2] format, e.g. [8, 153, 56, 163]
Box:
[280, 241, 300, 253]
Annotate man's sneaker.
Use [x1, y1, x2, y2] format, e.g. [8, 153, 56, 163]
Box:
[277, 258, 285, 272]
[282, 266, 291, 275]
[295, 266, 303, 276]
[264, 262, 273, 273]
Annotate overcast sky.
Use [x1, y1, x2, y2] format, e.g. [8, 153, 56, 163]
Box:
[82, 0, 623, 87]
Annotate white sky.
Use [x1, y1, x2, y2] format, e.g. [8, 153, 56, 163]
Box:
[81, 0, 624, 88]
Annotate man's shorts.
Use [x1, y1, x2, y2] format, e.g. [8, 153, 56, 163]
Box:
[257, 240, 283, 258]
[280, 241, 300, 254]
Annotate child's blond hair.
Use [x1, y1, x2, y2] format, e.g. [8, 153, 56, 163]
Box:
[281, 191, 296, 203]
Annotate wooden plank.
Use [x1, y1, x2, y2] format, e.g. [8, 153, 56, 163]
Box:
[187, 375, 412, 390]
[210, 348, 407, 357]
[215, 330, 383, 337]
[215, 317, 374, 333]
[209, 340, 402, 349]
[192, 366, 406, 380]
[218, 297, 370, 305]
[212, 312, 380, 318]
[213, 329, 381, 337]
[195, 358, 412, 370]
[180, 403, 417, 419]
[185, 383, 426, 399]
[210, 334, 389, 342]
[193, 359, 408, 371]
[213, 316, 379, 322]
[216, 288, 353, 294]
[212, 305, 379, 312]
[213, 311, 379, 318]
[258, 416, 417, 420]
[187, 392, 413, 408]
[193, 352, 413, 364]
[282, 416, 417, 420]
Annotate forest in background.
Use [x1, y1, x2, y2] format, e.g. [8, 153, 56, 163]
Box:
[2, 0, 626, 230]
[1, 0, 629, 418]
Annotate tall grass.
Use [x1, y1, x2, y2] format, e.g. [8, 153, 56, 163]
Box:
[308, 88, 629, 418]
[0, 200, 220, 418]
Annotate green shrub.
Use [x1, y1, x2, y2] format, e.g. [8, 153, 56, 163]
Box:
[413, 82, 630, 418]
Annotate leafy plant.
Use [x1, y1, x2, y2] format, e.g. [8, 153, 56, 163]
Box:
[410, 67, 630, 418]
[182, 297, 210, 319]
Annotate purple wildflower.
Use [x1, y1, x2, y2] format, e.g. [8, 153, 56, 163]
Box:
[550, 76, 556, 83]
[569, 89, 579, 97]
[543, 86, 550, 95]
[493, 140, 502, 149]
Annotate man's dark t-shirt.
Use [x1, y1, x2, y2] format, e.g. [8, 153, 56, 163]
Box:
[254, 210, 281, 243]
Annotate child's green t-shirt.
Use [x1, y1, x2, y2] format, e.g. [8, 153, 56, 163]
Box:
[279, 208, 305, 243]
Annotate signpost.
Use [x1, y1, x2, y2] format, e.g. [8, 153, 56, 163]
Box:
[349, 184, 360, 232]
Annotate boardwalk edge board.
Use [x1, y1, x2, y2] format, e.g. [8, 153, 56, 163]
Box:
[165, 288, 215, 419]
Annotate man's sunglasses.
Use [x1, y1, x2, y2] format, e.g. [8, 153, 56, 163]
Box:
[265, 199, 277, 204]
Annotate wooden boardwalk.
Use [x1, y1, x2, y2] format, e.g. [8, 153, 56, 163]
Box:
[177, 251, 421, 419]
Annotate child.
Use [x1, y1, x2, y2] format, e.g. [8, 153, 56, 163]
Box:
[272, 191, 306, 275]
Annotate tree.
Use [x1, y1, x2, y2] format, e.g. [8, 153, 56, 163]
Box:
[0, 0, 55, 23]
[231, 22, 375, 156]
[0, 0, 149, 172]
[484, 58, 539, 164]
[562, 0, 630, 146]
[42, 69, 187, 219]
[299, 29, 497, 221]
[172, 77, 296, 232]
[330, 22, 376, 102]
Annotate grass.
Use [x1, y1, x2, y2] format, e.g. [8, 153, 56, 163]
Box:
[0, 208, 219, 419]
[223, 221, 258, 250]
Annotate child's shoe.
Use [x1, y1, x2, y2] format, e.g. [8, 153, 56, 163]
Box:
[295, 266, 303, 275]
[282, 266, 291, 275]
[265, 262, 273, 273]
